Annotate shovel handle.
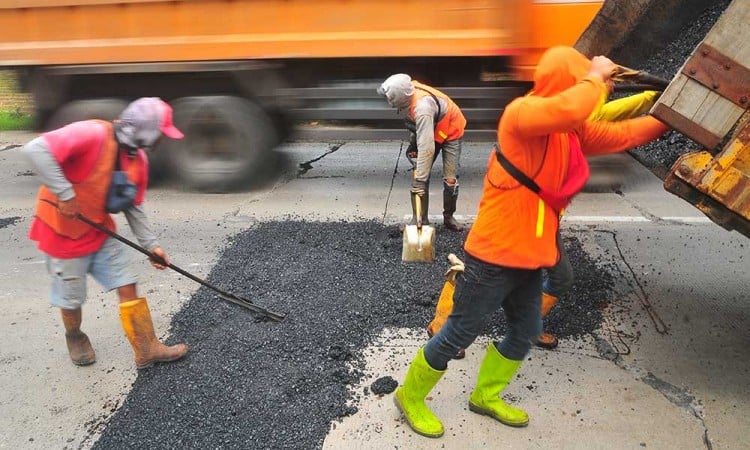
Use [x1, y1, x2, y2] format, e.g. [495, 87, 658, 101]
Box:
[414, 193, 423, 230]
[614, 65, 670, 90]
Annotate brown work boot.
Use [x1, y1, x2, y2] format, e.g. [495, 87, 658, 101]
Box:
[442, 185, 463, 232]
[535, 332, 559, 350]
[134, 341, 189, 369]
[120, 298, 188, 370]
[65, 331, 96, 366]
[443, 213, 463, 232]
[60, 308, 96, 366]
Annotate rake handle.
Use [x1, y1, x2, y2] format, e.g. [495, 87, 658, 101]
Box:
[40, 199, 286, 321]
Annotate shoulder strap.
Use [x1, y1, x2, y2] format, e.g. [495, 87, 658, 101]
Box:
[415, 86, 441, 126]
[493, 143, 540, 194]
[113, 149, 122, 171]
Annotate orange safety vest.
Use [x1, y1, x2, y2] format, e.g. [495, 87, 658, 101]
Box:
[34, 120, 118, 240]
[409, 81, 467, 144]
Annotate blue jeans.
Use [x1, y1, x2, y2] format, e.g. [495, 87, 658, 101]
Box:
[423, 253, 543, 370]
[543, 231, 574, 297]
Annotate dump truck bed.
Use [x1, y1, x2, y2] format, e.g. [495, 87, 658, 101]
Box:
[651, 0, 750, 237]
[0, 0, 602, 80]
[0, 0, 528, 64]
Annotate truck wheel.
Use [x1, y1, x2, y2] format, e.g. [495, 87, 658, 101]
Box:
[166, 96, 279, 192]
[46, 99, 129, 130]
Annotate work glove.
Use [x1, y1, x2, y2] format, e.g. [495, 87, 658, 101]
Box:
[411, 178, 428, 196]
[405, 140, 418, 169]
[406, 141, 418, 160]
[445, 253, 465, 283]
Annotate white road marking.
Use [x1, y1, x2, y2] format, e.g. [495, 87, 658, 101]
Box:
[401, 215, 713, 224]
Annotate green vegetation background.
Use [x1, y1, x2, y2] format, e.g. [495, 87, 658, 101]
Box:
[0, 71, 34, 131]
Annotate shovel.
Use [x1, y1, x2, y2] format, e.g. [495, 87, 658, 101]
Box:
[401, 194, 435, 263]
[613, 65, 671, 90]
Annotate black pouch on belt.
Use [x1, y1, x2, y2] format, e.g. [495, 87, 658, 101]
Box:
[106, 154, 137, 213]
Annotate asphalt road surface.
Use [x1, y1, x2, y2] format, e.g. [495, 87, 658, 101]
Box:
[1, 132, 747, 449]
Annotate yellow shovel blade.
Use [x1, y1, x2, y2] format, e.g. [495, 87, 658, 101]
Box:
[401, 224, 435, 263]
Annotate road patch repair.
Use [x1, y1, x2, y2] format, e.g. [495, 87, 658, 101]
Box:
[92, 219, 618, 449]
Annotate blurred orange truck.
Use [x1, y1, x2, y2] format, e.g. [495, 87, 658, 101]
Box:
[0, 0, 602, 190]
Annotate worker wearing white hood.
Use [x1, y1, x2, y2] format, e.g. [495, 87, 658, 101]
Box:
[378, 74, 467, 231]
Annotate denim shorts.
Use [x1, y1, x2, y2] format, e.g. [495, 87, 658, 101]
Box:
[45, 237, 138, 309]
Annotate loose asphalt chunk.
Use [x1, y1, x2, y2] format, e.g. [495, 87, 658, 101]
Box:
[0, 216, 21, 229]
[93, 220, 617, 450]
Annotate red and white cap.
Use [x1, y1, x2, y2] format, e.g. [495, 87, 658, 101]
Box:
[118, 97, 184, 145]
[155, 100, 184, 139]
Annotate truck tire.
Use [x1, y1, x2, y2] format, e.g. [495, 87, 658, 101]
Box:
[166, 96, 279, 192]
[46, 98, 129, 130]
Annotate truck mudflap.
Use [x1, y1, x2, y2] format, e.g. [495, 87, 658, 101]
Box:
[664, 112, 750, 238]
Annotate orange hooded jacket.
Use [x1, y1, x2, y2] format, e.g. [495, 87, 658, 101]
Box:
[464, 46, 668, 269]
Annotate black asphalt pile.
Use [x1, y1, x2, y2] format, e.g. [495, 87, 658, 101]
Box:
[625, 0, 732, 178]
[93, 221, 616, 449]
[483, 234, 614, 340]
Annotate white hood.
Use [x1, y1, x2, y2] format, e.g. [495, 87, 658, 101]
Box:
[377, 73, 414, 109]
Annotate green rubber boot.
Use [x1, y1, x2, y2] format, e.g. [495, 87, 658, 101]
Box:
[468, 342, 529, 427]
[394, 347, 446, 438]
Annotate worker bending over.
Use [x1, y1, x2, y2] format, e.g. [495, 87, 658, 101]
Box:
[378, 74, 467, 231]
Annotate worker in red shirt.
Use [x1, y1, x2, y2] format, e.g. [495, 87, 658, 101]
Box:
[393, 47, 670, 438]
[23, 97, 188, 370]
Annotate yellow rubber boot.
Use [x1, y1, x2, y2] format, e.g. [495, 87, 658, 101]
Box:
[537, 293, 559, 349]
[394, 347, 446, 438]
[119, 298, 188, 369]
[468, 342, 529, 427]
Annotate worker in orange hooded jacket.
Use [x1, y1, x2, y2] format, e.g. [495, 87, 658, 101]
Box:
[393, 46, 670, 438]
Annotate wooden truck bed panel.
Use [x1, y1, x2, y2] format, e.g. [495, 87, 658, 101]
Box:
[653, 0, 749, 150]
